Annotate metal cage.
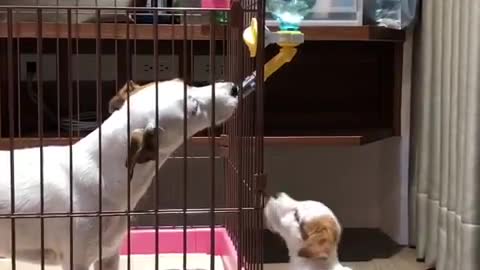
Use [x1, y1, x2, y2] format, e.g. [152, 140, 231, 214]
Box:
[0, 1, 265, 269]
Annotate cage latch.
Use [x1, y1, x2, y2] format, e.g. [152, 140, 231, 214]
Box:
[218, 134, 229, 157]
[254, 173, 267, 193]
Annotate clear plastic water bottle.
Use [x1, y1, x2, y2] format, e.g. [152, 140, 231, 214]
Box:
[375, 0, 402, 29]
[266, 0, 316, 31]
[374, 0, 419, 30]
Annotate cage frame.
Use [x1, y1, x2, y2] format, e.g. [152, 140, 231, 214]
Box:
[0, 1, 265, 270]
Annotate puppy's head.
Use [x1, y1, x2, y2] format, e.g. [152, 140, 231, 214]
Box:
[114, 79, 239, 177]
[264, 193, 341, 262]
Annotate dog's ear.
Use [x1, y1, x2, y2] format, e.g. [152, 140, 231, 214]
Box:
[126, 129, 144, 181]
[108, 80, 142, 113]
[298, 238, 330, 260]
[126, 80, 142, 91]
[108, 95, 126, 114]
[297, 216, 339, 260]
[126, 126, 165, 181]
[118, 80, 141, 94]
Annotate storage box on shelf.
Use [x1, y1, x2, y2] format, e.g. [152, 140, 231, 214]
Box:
[266, 0, 363, 27]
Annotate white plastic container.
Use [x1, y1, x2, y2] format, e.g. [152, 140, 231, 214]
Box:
[266, 0, 363, 27]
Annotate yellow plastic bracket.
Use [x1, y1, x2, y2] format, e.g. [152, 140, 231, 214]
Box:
[243, 18, 258, 57]
[242, 18, 303, 81]
[264, 46, 297, 81]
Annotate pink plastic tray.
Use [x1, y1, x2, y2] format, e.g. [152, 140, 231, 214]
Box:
[120, 228, 238, 270]
[201, 0, 231, 8]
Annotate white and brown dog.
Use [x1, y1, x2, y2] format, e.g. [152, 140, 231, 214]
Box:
[264, 192, 352, 270]
[0, 78, 239, 270]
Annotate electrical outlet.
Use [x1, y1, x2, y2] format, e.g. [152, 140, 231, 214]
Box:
[204, 62, 225, 77]
[19, 54, 179, 82]
[134, 55, 179, 81]
[20, 54, 57, 81]
[193, 55, 225, 83]
[20, 54, 118, 81]
[141, 63, 170, 73]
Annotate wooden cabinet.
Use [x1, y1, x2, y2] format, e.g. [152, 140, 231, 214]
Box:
[0, 23, 405, 148]
[264, 26, 405, 145]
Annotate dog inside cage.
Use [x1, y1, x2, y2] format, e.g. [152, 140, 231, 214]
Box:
[0, 1, 265, 270]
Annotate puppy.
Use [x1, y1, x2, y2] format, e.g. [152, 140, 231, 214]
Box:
[0, 0, 135, 23]
[264, 192, 352, 270]
[0, 78, 239, 270]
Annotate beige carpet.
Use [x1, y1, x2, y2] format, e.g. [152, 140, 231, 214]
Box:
[265, 249, 428, 270]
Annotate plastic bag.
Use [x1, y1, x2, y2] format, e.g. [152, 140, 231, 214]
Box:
[364, 0, 418, 30]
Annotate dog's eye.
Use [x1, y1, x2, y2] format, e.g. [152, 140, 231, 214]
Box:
[294, 209, 301, 223]
[187, 96, 200, 116]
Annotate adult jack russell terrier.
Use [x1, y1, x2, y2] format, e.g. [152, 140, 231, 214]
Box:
[0, 78, 239, 270]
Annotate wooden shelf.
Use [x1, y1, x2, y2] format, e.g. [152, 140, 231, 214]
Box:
[272, 26, 405, 42]
[263, 129, 393, 146]
[0, 22, 225, 40]
[264, 136, 368, 146]
[0, 23, 404, 42]
[0, 137, 78, 150]
[0, 136, 221, 150]
[0, 128, 392, 150]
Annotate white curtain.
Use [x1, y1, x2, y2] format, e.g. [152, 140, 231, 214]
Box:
[409, 0, 480, 270]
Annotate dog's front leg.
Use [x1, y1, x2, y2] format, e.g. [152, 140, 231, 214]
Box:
[94, 253, 120, 270]
[61, 263, 90, 270]
[60, 250, 94, 270]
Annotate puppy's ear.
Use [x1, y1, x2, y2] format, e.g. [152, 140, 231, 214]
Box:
[126, 126, 165, 181]
[108, 80, 142, 113]
[298, 239, 330, 260]
[297, 216, 340, 260]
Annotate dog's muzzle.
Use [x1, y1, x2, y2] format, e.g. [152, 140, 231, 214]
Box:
[262, 192, 281, 206]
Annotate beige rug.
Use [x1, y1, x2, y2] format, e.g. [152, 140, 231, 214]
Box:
[0, 249, 427, 270]
[265, 248, 428, 270]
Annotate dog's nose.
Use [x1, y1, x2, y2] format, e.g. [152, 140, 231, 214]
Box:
[230, 84, 239, 97]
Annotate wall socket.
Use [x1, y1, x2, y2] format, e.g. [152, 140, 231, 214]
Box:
[193, 55, 225, 82]
[133, 55, 179, 81]
[19, 54, 179, 82]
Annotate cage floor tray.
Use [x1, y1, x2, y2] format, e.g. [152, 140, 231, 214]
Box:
[0, 228, 237, 270]
[0, 254, 225, 270]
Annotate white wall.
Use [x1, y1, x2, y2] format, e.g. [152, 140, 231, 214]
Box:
[264, 139, 406, 243]
[264, 144, 383, 229]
